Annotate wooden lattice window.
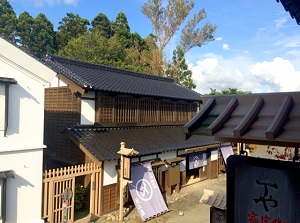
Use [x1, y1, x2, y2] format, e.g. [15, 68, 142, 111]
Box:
[114, 98, 137, 123]
[177, 103, 189, 122]
[139, 100, 158, 123]
[96, 96, 114, 122]
[160, 102, 175, 122]
[190, 103, 198, 119]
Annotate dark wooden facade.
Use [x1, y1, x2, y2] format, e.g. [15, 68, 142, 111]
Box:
[96, 95, 198, 126]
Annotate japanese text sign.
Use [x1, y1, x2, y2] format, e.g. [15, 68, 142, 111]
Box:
[227, 155, 300, 223]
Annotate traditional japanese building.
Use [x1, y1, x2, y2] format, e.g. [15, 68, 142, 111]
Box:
[42, 55, 226, 220]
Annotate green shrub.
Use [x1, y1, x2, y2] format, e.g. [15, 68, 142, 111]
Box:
[74, 183, 86, 210]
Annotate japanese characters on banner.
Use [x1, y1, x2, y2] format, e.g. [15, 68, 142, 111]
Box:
[128, 162, 169, 221]
[227, 155, 300, 223]
[188, 153, 204, 170]
[220, 145, 234, 165]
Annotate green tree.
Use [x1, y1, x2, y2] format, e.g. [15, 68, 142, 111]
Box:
[111, 11, 131, 47]
[15, 11, 34, 49]
[0, 0, 16, 40]
[205, 87, 252, 95]
[165, 46, 195, 89]
[30, 13, 56, 57]
[141, 34, 164, 75]
[142, 0, 216, 55]
[56, 13, 90, 50]
[58, 30, 125, 66]
[90, 12, 111, 37]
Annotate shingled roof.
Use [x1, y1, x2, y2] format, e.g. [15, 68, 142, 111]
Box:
[44, 56, 202, 102]
[183, 91, 300, 148]
[65, 125, 222, 161]
[277, 0, 300, 25]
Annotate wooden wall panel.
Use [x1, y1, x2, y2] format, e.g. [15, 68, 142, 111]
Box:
[102, 184, 118, 214]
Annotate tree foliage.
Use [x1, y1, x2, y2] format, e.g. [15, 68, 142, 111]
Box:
[15, 11, 34, 49]
[142, 0, 216, 54]
[0, 0, 16, 40]
[91, 12, 111, 37]
[205, 87, 252, 95]
[165, 46, 195, 89]
[30, 13, 56, 58]
[0, 0, 209, 90]
[56, 13, 90, 49]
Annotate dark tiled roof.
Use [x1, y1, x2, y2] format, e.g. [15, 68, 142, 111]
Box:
[277, 0, 300, 25]
[183, 91, 300, 148]
[44, 56, 202, 101]
[0, 77, 17, 84]
[65, 125, 222, 161]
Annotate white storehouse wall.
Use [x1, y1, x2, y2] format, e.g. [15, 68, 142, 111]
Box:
[0, 37, 56, 223]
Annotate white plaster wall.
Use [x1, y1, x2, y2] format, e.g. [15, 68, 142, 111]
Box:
[49, 76, 67, 87]
[0, 37, 56, 223]
[180, 159, 186, 171]
[81, 92, 95, 125]
[0, 149, 44, 223]
[0, 83, 5, 132]
[0, 38, 55, 84]
[103, 160, 118, 186]
[0, 61, 46, 149]
[140, 154, 157, 161]
[211, 150, 218, 161]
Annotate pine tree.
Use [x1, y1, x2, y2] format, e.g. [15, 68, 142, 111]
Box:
[90, 12, 111, 38]
[0, 0, 16, 40]
[165, 46, 195, 89]
[30, 13, 56, 57]
[15, 11, 34, 49]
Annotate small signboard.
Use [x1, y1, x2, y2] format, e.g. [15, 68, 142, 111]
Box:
[61, 188, 72, 201]
[189, 153, 204, 170]
[123, 156, 131, 180]
[220, 146, 234, 165]
[227, 155, 300, 223]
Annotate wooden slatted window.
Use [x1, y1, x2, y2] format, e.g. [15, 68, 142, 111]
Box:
[96, 96, 114, 123]
[115, 98, 137, 123]
[160, 102, 175, 122]
[96, 95, 198, 125]
[177, 103, 189, 122]
[139, 100, 158, 123]
[190, 103, 198, 119]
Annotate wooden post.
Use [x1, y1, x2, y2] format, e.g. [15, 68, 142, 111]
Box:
[119, 150, 125, 222]
[118, 142, 139, 222]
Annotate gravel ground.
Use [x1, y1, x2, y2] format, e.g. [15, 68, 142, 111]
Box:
[96, 174, 226, 223]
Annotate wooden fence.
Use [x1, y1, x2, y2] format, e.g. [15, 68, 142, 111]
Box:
[42, 163, 101, 223]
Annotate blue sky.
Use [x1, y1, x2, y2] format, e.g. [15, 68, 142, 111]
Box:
[9, 0, 300, 94]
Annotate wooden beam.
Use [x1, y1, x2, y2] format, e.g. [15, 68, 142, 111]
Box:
[207, 97, 238, 135]
[183, 98, 216, 136]
[65, 132, 101, 164]
[185, 144, 220, 153]
[57, 73, 85, 95]
[233, 96, 264, 137]
[266, 96, 293, 139]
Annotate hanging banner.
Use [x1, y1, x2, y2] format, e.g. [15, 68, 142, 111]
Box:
[220, 145, 234, 165]
[189, 153, 203, 170]
[129, 162, 168, 221]
[227, 155, 300, 223]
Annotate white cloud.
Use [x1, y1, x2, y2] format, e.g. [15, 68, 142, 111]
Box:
[275, 36, 300, 48]
[222, 44, 230, 51]
[275, 17, 288, 29]
[29, 0, 78, 7]
[287, 50, 300, 56]
[215, 37, 223, 41]
[249, 57, 300, 92]
[189, 56, 300, 94]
